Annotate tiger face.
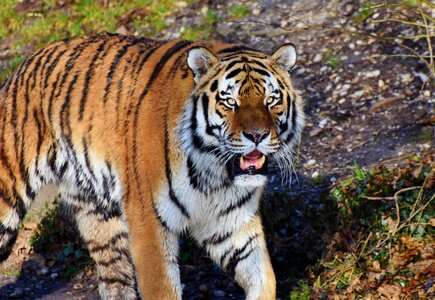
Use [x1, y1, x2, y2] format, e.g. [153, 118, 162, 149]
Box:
[184, 44, 304, 187]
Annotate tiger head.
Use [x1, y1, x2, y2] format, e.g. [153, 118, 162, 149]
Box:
[180, 43, 304, 188]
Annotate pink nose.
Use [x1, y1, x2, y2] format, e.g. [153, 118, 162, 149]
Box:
[242, 129, 270, 144]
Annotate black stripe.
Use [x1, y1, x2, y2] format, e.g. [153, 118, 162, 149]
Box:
[87, 232, 129, 253]
[210, 80, 218, 92]
[251, 59, 267, 69]
[201, 93, 220, 138]
[103, 40, 138, 105]
[284, 97, 297, 144]
[83, 137, 97, 181]
[98, 277, 131, 287]
[204, 231, 232, 246]
[186, 156, 201, 190]
[217, 45, 255, 54]
[79, 39, 109, 120]
[164, 124, 190, 218]
[252, 67, 270, 77]
[137, 40, 193, 104]
[225, 60, 241, 71]
[43, 49, 68, 89]
[219, 190, 255, 216]
[225, 68, 242, 80]
[60, 73, 79, 141]
[39, 45, 60, 82]
[190, 95, 219, 153]
[225, 234, 258, 277]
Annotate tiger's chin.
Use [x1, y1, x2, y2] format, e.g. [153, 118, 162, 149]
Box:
[230, 150, 269, 187]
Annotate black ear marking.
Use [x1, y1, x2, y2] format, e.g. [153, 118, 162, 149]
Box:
[187, 47, 219, 84]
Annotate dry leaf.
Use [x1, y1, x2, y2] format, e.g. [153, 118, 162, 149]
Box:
[377, 284, 402, 300]
[409, 259, 435, 278]
[392, 251, 418, 268]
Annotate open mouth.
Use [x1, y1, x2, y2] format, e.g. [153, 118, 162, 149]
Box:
[231, 149, 268, 177]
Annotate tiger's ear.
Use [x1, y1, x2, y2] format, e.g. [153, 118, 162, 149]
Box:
[270, 43, 297, 72]
[187, 47, 219, 84]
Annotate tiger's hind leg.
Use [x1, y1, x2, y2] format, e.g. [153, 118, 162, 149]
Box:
[0, 175, 34, 261]
[0, 198, 23, 261]
[62, 193, 137, 300]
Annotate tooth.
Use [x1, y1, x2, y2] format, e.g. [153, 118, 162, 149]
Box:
[258, 155, 266, 167]
[240, 156, 248, 170]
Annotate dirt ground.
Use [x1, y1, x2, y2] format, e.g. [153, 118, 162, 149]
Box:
[0, 0, 433, 299]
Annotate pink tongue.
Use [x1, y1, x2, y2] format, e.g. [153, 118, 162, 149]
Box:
[240, 150, 265, 170]
[244, 149, 261, 160]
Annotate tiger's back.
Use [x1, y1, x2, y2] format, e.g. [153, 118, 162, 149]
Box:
[0, 34, 304, 299]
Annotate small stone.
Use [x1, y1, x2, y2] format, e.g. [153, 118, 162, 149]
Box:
[318, 117, 330, 128]
[213, 290, 226, 297]
[313, 53, 322, 63]
[338, 98, 346, 104]
[201, 6, 208, 14]
[352, 90, 364, 98]
[400, 73, 412, 83]
[36, 267, 48, 275]
[320, 66, 328, 73]
[280, 20, 288, 27]
[175, 1, 188, 9]
[115, 25, 129, 35]
[50, 272, 58, 279]
[73, 283, 83, 290]
[309, 127, 322, 137]
[311, 171, 320, 178]
[365, 70, 381, 78]
[304, 159, 316, 168]
[252, 8, 261, 16]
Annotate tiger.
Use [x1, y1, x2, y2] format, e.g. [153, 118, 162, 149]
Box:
[0, 33, 304, 299]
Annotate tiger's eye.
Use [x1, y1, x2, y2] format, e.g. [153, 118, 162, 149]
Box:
[266, 97, 274, 105]
[227, 98, 236, 106]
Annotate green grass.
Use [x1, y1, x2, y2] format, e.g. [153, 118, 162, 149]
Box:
[228, 5, 250, 18]
[180, 9, 218, 41]
[0, 269, 21, 278]
[289, 281, 311, 300]
[0, 0, 193, 85]
[0, 55, 25, 86]
[324, 51, 341, 69]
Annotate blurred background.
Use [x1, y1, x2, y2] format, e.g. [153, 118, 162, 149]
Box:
[0, 0, 434, 299]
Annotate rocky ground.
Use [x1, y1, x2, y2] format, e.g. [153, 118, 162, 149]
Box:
[0, 0, 433, 299]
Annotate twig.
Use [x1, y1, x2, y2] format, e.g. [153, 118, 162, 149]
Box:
[419, 4, 434, 72]
[370, 18, 435, 29]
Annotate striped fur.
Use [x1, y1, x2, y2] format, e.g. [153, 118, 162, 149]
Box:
[0, 34, 304, 299]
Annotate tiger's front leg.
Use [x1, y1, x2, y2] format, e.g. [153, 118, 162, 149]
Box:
[199, 215, 276, 300]
[124, 194, 182, 299]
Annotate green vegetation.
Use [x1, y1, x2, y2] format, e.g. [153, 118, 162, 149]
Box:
[29, 204, 60, 251]
[0, 0, 193, 85]
[0, 269, 21, 278]
[324, 51, 341, 69]
[180, 9, 218, 40]
[29, 202, 93, 279]
[289, 281, 311, 300]
[311, 154, 434, 298]
[228, 4, 250, 19]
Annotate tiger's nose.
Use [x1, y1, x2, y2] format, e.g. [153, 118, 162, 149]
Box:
[242, 129, 270, 144]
